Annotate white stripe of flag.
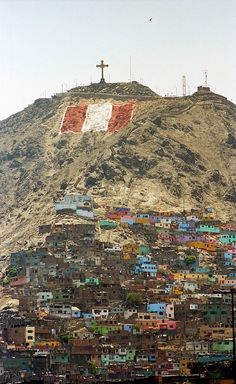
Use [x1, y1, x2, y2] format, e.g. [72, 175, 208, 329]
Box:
[81, 103, 113, 132]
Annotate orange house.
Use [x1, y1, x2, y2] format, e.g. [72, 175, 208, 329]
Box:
[135, 214, 150, 225]
[123, 243, 138, 254]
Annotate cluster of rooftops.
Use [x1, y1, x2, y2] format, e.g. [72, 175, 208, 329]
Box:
[0, 194, 235, 383]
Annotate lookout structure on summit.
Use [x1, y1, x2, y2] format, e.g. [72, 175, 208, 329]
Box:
[96, 59, 109, 84]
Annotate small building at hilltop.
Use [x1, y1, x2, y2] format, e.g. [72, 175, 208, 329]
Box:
[197, 85, 211, 92]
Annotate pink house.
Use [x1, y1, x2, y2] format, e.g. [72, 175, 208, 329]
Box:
[136, 313, 176, 331]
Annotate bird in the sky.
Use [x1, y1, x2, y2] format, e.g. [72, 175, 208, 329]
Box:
[148, 18, 152, 22]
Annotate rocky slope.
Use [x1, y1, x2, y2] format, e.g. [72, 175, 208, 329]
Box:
[0, 82, 235, 253]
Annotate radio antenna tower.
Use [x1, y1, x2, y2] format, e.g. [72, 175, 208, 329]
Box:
[204, 69, 208, 87]
[182, 75, 186, 96]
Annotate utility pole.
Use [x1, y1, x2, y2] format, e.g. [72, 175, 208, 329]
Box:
[231, 289, 236, 363]
[129, 56, 132, 82]
[204, 69, 208, 87]
[182, 75, 186, 96]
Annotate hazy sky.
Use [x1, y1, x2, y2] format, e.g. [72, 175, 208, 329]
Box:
[0, 0, 235, 120]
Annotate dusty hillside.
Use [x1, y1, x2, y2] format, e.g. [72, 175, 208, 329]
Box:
[0, 82, 235, 254]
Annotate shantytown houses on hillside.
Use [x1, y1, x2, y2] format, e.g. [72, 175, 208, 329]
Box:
[0, 194, 236, 383]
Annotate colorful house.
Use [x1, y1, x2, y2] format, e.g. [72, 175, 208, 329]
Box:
[147, 303, 174, 319]
[135, 256, 157, 277]
[173, 272, 209, 281]
[107, 207, 131, 220]
[135, 214, 150, 225]
[85, 277, 100, 286]
[71, 306, 81, 318]
[90, 320, 122, 336]
[219, 231, 236, 245]
[186, 241, 218, 252]
[99, 220, 117, 229]
[197, 224, 220, 234]
[120, 215, 136, 225]
[137, 313, 176, 331]
[211, 341, 233, 353]
[101, 347, 136, 366]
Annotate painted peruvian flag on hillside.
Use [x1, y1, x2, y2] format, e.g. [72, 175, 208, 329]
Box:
[60, 102, 134, 134]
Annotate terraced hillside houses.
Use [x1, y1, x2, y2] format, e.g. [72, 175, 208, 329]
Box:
[0, 194, 235, 383]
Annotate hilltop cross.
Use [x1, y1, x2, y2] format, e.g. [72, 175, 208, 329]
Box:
[96, 60, 109, 83]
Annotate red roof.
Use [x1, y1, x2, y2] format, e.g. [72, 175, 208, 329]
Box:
[10, 276, 27, 287]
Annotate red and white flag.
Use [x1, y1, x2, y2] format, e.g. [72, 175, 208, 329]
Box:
[60, 102, 134, 134]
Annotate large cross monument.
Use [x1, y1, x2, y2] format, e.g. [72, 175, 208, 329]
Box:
[96, 60, 109, 84]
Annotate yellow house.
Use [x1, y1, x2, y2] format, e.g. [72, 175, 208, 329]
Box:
[179, 357, 192, 375]
[186, 241, 217, 252]
[123, 253, 132, 260]
[35, 340, 61, 348]
[172, 286, 183, 295]
[25, 326, 35, 347]
[173, 273, 209, 281]
[201, 213, 215, 220]
[135, 215, 150, 225]
[200, 325, 232, 340]
[123, 243, 138, 254]
[159, 211, 174, 217]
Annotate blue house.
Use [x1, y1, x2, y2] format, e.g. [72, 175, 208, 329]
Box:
[178, 221, 190, 232]
[82, 313, 93, 319]
[224, 251, 235, 266]
[147, 303, 167, 318]
[228, 272, 236, 278]
[135, 256, 157, 277]
[123, 324, 133, 333]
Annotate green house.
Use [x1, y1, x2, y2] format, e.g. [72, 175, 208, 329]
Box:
[203, 305, 228, 322]
[90, 320, 122, 336]
[219, 231, 236, 245]
[92, 324, 122, 336]
[85, 277, 100, 286]
[3, 357, 32, 372]
[197, 224, 220, 234]
[212, 341, 233, 353]
[50, 352, 69, 364]
[101, 348, 136, 366]
[99, 220, 117, 229]
[138, 245, 150, 255]
[52, 289, 72, 301]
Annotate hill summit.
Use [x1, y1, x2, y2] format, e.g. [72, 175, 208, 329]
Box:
[68, 81, 159, 98]
[0, 81, 235, 253]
